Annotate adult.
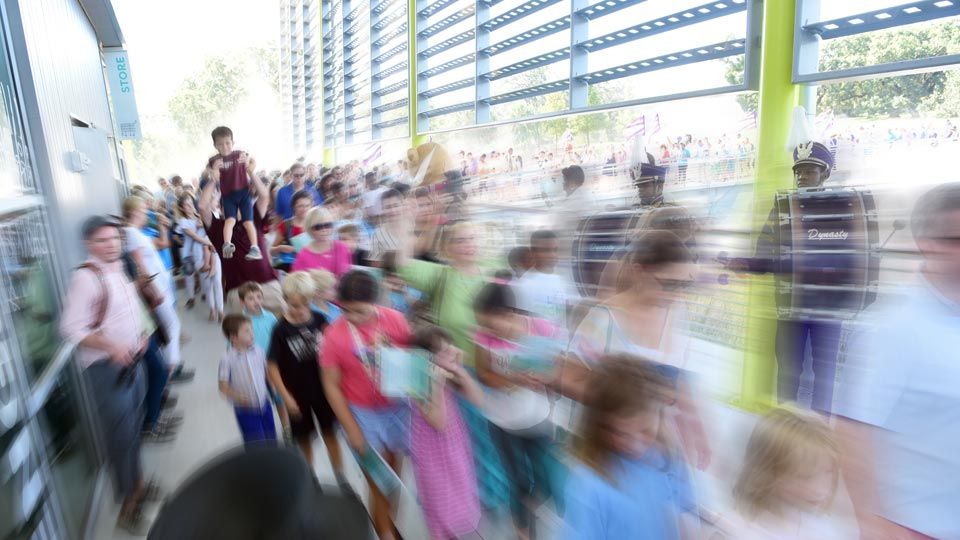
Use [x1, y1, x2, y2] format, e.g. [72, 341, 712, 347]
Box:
[835, 183, 960, 540]
[412, 189, 442, 260]
[198, 160, 284, 315]
[729, 141, 841, 413]
[271, 190, 314, 272]
[566, 231, 711, 471]
[305, 162, 320, 187]
[396, 218, 510, 511]
[291, 206, 353, 277]
[60, 216, 159, 534]
[516, 230, 579, 329]
[123, 196, 193, 424]
[368, 188, 404, 265]
[275, 162, 323, 220]
[361, 171, 387, 221]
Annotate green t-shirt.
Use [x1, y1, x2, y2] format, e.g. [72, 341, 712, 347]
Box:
[399, 259, 485, 367]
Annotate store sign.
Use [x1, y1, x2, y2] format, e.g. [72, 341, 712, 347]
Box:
[103, 48, 141, 140]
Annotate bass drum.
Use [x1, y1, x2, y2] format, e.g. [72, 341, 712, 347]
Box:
[774, 187, 880, 319]
[572, 209, 645, 298]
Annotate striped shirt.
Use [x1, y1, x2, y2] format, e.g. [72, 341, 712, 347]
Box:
[370, 224, 402, 263]
[218, 345, 270, 409]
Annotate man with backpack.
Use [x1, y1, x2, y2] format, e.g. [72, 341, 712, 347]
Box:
[60, 215, 163, 534]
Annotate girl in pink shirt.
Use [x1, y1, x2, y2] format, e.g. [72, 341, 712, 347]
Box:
[411, 326, 484, 540]
[291, 206, 352, 277]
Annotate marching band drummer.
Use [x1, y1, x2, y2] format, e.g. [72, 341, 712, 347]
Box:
[728, 141, 842, 414]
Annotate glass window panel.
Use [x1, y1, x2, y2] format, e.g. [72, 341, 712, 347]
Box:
[36, 367, 98, 539]
[0, 209, 60, 387]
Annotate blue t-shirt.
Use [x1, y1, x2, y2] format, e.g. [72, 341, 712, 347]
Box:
[562, 450, 695, 540]
[245, 309, 278, 353]
[275, 183, 323, 220]
[142, 221, 173, 271]
[311, 301, 342, 324]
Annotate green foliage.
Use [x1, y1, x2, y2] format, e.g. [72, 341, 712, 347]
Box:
[167, 56, 248, 140]
[723, 22, 960, 119]
[817, 23, 960, 118]
[721, 54, 758, 113]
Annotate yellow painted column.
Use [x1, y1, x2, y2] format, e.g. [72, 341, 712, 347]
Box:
[408, 0, 427, 149]
[739, 0, 800, 411]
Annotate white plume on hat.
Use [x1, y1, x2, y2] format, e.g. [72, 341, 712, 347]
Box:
[629, 133, 651, 180]
[786, 105, 815, 152]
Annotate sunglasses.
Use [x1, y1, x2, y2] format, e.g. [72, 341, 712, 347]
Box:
[311, 223, 334, 231]
[655, 276, 694, 292]
[293, 173, 306, 178]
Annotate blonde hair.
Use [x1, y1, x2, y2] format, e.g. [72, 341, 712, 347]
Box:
[733, 407, 839, 519]
[305, 206, 333, 230]
[281, 271, 316, 301]
[122, 195, 146, 219]
[439, 221, 475, 261]
[309, 269, 336, 295]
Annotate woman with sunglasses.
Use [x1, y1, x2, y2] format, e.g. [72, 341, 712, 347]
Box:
[291, 206, 353, 278]
[564, 230, 712, 474]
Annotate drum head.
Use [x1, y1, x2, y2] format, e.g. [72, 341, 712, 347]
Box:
[572, 210, 643, 297]
[774, 188, 879, 318]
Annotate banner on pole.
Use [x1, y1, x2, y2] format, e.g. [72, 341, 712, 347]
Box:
[104, 48, 142, 140]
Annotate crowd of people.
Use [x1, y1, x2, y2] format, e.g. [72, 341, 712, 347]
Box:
[60, 123, 960, 539]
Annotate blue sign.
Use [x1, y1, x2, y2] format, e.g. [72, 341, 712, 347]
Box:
[103, 48, 141, 140]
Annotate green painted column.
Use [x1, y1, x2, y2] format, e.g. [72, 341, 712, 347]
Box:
[739, 0, 800, 411]
[408, 0, 427, 148]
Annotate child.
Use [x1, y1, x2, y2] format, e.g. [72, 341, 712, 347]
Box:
[239, 282, 278, 365]
[473, 281, 563, 540]
[320, 270, 412, 540]
[218, 314, 276, 444]
[239, 281, 287, 438]
[563, 355, 697, 540]
[208, 126, 261, 261]
[337, 223, 366, 266]
[411, 326, 483, 540]
[200, 243, 224, 322]
[308, 269, 342, 323]
[176, 193, 213, 309]
[380, 252, 421, 318]
[724, 407, 845, 540]
[265, 272, 343, 479]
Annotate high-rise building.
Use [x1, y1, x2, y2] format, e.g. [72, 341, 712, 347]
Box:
[280, 0, 321, 157]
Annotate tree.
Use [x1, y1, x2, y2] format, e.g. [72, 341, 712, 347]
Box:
[817, 22, 960, 118]
[249, 44, 282, 97]
[722, 54, 758, 113]
[168, 56, 248, 141]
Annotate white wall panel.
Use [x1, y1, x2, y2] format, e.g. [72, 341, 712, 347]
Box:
[14, 0, 120, 272]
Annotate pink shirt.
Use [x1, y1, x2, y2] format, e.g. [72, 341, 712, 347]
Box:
[291, 240, 352, 277]
[60, 257, 146, 370]
[320, 307, 412, 408]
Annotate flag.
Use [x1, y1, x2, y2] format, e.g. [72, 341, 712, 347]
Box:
[362, 143, 382, 166]
[648, 113, 662, 136]
[738, 111, 757, 132]
[624, 114, 646, 139]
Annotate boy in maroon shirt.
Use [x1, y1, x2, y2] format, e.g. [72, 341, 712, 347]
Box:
[209, 126, 262, 260]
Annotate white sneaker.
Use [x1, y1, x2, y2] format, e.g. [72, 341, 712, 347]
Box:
[222, 243, 236, 259]
[245, 245, 263, 261]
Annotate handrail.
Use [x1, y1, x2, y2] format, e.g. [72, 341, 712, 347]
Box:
[27, 340, 77, 417]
